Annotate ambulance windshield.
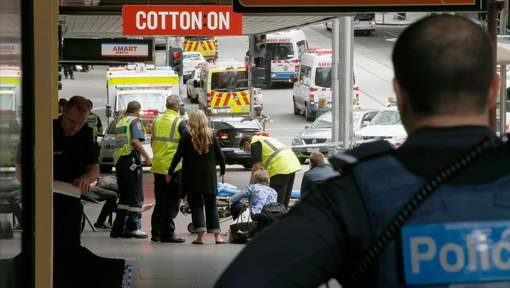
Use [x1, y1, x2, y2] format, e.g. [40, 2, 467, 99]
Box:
[211, 70, 248, 92]
[117, 92, 167, 113]
[266, 43, 294, 60]
[0, 92, 15, 111]
[315, 67, 332, 88]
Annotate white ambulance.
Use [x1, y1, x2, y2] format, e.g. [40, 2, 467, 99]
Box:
[264, 29, 308, 86]
[99, 64, 180, 172]
[293, 48, 361, 121]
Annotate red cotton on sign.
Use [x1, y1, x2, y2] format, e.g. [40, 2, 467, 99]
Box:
[122, 5, 243, 36]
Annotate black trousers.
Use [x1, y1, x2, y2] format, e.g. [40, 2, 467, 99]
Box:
[54, 193, 82, 247]
[82, 187, 118, 225]
[112, 153, 144, 233]
[270, 173, 296, 208]
[151, 172, 181, 237]
[189, 191, 220, 233]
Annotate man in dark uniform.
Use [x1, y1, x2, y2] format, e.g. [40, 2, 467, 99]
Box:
[110, 101, 152, 239]
[216, 15, 510, 287]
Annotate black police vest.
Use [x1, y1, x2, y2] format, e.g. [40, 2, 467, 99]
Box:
[351, 155, 510, 287]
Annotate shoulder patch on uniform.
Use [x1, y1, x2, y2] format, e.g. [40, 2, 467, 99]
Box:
[329, 140, 394, 171]
[136, 121, 142, 130]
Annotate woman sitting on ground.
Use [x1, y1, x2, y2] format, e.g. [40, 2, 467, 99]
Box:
[230, 170, 277, 222]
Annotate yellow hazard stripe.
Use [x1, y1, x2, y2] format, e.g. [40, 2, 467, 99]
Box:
[108, 76, 179, 85]
[0, 77, 20, 85]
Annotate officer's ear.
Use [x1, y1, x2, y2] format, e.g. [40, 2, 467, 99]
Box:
[487, 72, 500, 111]
[393, 79, 408, 110]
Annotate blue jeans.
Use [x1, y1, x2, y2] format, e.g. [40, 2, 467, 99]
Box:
[189, 191, 220, 233]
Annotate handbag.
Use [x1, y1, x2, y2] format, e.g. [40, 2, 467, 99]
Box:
[229, 207, 257, 244]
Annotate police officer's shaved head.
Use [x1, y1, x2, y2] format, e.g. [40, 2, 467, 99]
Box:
[126, 101, 141, 114]
[392, 15, 495, 117]
[61, 96, 91, 136]
[166, 95, 181, 111]
[65, 95, 91, 114]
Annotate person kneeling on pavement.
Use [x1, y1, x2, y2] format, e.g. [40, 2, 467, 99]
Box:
[230, 170, 280, 229]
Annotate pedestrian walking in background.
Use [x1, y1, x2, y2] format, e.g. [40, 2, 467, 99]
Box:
[150, 95, 187, 243]
[167, 110, 226, 245]
[63, 64, 74, 79]
[240, 134, 301, 208]
[110, 101, 152, 239]
[300, 152, 338, 199]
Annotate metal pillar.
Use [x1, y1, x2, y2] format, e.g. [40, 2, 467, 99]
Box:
[332, 17, 354, 151]
[332, 18, 340, 144]
[488, 0, 505, 130]
[500, 64, 507, 135]
[165, 37, 171, 66]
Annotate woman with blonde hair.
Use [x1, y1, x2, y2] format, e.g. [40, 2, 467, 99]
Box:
[167, 110, 226, 244]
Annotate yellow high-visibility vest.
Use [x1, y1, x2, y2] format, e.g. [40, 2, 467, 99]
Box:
[87, 113, 100, 139]
[113, 115, 145, 165]
[251, 135, 301, 177]
[151, 109, 183, 175]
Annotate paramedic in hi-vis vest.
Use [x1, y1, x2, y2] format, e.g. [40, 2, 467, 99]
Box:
[86, 99, 103, 143]
[150, 95, 186, 243]
[240, 134, 301, 208]
[110, 101, 152, 239]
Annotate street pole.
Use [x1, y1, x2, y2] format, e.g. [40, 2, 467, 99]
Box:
[341, 16, 354, 150]
[332, 16, 354, 152]
[500, 64, 507, 135]
[332, 18, 340, 146]
[165, 37, 171, 66]
[488, 0, 504, 130]
[500, 0, 508, 35]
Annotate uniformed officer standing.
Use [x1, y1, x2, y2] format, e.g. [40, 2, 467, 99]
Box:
[150, 95, 186, 243]
[111, 101, 152, 239]
[86, 99, 103, 143]
[240, 134, 301, 208]
[217, 15, 510, 287]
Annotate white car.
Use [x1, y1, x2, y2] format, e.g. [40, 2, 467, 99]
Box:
[183, 51, 206, 81]
[354, 107, 407, 148]
[186, 68, 202, 103]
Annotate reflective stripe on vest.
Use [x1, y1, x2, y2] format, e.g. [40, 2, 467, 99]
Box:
[252, 135, 301, 177]
[263, 139, 291, 168]
[113, 115, 136, 165]
[151, 109, 183, 174]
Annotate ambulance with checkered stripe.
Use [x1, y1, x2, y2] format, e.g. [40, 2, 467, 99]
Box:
[196, 59, 263, 116]
[184, 36, 218, 62]
[293, 48, 361, 122]
[264, 29, 308, 85]
[0, 66, 21, 167]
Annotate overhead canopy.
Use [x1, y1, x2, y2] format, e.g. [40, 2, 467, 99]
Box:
[60, 14, 334, 37]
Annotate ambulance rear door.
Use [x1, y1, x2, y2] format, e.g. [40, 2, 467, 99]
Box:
[207, 68, 250, 116]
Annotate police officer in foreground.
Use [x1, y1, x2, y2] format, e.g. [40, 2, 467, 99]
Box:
[240, 133, 301, 208]
[216, 15, 510, 287]
[111, 101, 152, 239]
[150, 95, 186, 243]
[86, 99, 103, 144]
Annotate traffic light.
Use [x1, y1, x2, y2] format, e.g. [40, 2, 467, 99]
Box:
[168, 47, 183, 76]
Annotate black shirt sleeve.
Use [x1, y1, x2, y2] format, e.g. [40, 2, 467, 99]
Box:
[215, 174, 367, 288]
[213, 137, 226, 175]
[178, 120, 187, 135]
[250, 142, 262, 163]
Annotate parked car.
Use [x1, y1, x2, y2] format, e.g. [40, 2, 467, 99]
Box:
[354, 107, 407, 148]
[291, 109, 378, 163]
[209, 116, 263, 169]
